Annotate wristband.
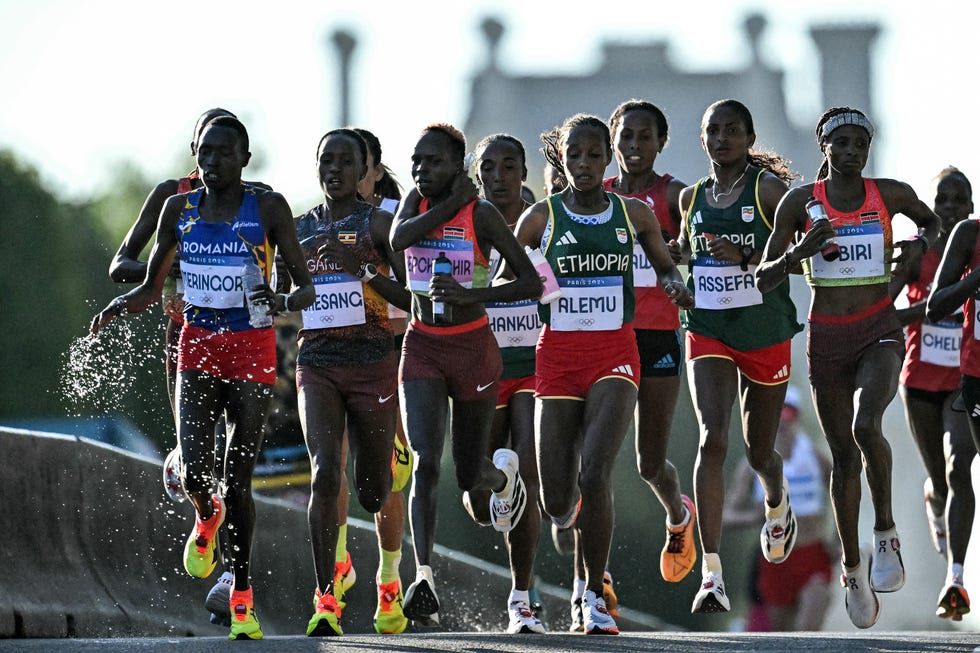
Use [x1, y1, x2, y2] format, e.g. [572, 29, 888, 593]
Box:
[912, 234, 929, 254]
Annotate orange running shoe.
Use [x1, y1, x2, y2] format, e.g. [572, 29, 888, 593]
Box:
[183, 495, 225, 578]
[374, 577, 408, 634]
[229, 587, 263, 640]
[661, 494, 697, 582]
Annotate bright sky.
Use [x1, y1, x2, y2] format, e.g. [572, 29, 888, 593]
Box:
[0, 0, 971, 218]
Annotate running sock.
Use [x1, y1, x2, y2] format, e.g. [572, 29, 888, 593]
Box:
[949, 562, 965, 587]
[572, 577, 586, 601]
[335, 524, 348, 564]
[702, 552, 722, 575]
[668, 504, 691, 529]
[379, 547, 401, 584]
[510, 589, 530, 605]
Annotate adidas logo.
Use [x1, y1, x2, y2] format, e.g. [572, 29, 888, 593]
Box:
[691, 211, 703, 226]
[613, 364, 634, 376]
[972, 405, 980, 419]
[555, 230, 578, 246]
[772, 365, 789, 380]
[653, 354, 675, 369]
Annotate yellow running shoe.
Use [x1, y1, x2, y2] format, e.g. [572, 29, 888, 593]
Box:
[333, 551, 356, 609]
[228, 587, 263, 640]
[183, 495, 225, 579]
[602, 571, 620, 619]
[374, 577, 409, 634]
[391, 438, 413, 493]
[936, 583, 971, 621]
[661, 495, 697, 582]
[307, 589, 343, 636]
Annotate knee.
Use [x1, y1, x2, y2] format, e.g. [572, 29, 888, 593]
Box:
[697, 430, 727, 463]
[309, 464, 341, 500]
[413, 450, 441, 485]
[852, 415, 884, 449]
[356, 486, 386, 514]
[831, 449, 862, 476]
[745, 444, 777, 476]
[637, 451, 665, 483]
[948, 451, 975, 489]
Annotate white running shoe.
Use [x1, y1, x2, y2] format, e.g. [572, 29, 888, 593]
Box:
[205, 570, 234, 626]
[583, 590, 618, 635]
[568, 597, 584, 632]
[402, 565, 440, 626]
[490, 449, 527, 533]
[691, 571, 730, 613]
[163, 447, 186, 503]
[842, 551, 880, 628]
[760, 478, 796, 564]
[870, 527, 905, 592]
[507, 600, 546, 634]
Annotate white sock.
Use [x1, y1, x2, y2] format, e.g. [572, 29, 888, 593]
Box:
[950, 563, 965, 586]
[702, 552, 722, 575]
[510, 589, 529, 605]
[668, 504, 691, 529]
[572, 577, 586, 601]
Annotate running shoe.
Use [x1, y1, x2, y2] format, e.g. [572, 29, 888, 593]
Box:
[552, 496, 582, 530]
[528, 586, 544, 618]
[183, 495, 225, 578]
[507, 599, 546, 634]
[691, 571, 730, 613]
[333, 550, 357, 609]
[307, 589, 343, 636]
[924, 480, 948, 557]
[162, 447, 185, 503]
[760, 478, 797, 564]
[936, 583, 971, 621]
[228, 587, 263, 640]
[391, 438, 413, 494]
[583, 589, 619, 635]
[661, 494, 697, 582]
[374, 577, 408, 634]
[841, 552, 880, 629]
[403, 565, 440, 626]
[568, 597, 584, 632]
[602, 571, 620, 619]
[870, 526, 905, 592]
[490, 448, 527, 533]
[551, 522, 575, 555]
[205, 570, 234, 627]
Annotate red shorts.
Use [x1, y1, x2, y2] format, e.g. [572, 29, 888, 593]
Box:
[296, 352, 399, 413]
[399, 317, 502, 403]
[757, 541, 833, 606]
[496, 375, 535, 408]
[686, 332, 791, 386]
[535, 325, 640, 399]
[177, 324, 277, 385]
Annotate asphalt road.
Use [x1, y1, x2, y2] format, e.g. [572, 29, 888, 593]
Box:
[0, 631, 977, 652]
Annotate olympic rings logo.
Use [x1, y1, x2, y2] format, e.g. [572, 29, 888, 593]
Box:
[201, 295, 213, 304]
[841, 267, 855, 274]
[718, 296, 733, 305]
[508, 336, 525, 344]
[320, 315, 334, 324]
[580, 318, 595, 327]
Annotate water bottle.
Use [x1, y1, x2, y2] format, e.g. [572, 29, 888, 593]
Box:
[525, 246, 561, 304]
[242, 259, 273, 327]
[431, 252, 453, 324]
[805, 198, 841, 262]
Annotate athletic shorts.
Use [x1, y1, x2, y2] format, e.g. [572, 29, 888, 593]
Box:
[757, 541, 833, 606]
[295, 351, 399, 413]
[177, 324, 276, 385]
[496, 375, 535, 408]
[636, 328, 682, 378]
[902, 385, 955, 407]
[686, 331, 791, 386]
[399, 316, 502, 403]
[807, 297, 904, 389]
[535, 325, 640, 399]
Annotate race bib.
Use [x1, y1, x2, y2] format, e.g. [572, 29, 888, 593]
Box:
[180, 257, 246, 309]
[551, 276, 624, 331]
[301, 272, 366, 329]
[486, 299, 542, 349]
[922, 321, 961, 367]
[404, 238, 474, 293]
[632, 243, 658, 288]
[809, 224, 886, 280]
[692, 257, 761, 310]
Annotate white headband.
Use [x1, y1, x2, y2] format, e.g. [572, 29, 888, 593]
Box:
[821, 111, 875, 141]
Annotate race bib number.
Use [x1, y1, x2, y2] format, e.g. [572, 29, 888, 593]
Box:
[302, 273, 366, 329]
[180, 257, 246, 309]
[486, 299, 542, 349]
[404, 238, 474, 293]
[632, 243, 658, 288]
[922, 321, 961, 367]
[551, 276, 624, 331]
[809, 224, 886, 280]
[692, 258, 761, 310]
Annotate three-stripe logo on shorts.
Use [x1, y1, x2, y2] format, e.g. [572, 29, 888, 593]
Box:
[612, 365, 634, 376]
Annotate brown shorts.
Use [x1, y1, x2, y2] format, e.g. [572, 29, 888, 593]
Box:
[399, 316, 503, 403]
[807, 297, 904, 389]
[295, 351, 399, 413]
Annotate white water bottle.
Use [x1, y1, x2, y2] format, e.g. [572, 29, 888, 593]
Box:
[242, 259, 273, 327]
[525, 246, 561, 304]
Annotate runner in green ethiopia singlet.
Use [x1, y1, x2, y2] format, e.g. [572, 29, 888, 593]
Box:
[682, 169, 801, 351]
[540, 192, 635, 331]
